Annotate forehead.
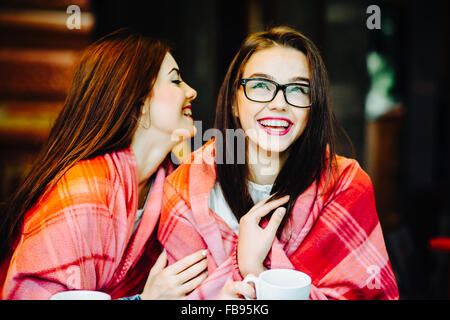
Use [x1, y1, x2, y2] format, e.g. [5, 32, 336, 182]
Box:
[159, 52, 179, 72]
[242, 46, 309, 81]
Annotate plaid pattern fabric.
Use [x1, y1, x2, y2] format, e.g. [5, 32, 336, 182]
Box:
[1, 148, 169, 300]
[158, 140, 399, 299]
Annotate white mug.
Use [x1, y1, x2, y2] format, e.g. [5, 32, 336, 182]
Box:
[243, 269, 311, 300]
[50, 290, 111, 300]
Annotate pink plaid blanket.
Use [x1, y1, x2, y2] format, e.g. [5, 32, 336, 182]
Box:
[158, 140, 399, 299]
[2, 148, 169, 299]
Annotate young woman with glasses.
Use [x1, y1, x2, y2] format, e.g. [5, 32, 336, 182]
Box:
[158, 26, 399, 300]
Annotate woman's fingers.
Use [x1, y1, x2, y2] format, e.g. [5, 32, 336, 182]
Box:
[265, 207, 287, 236]
[166, 249, 207, 275]
[250, 198, 268, 212]
[219, 281, 256, 300]
[177, 258, 208, 284]
[234, 281, 256, 299]
[251, 195, 289, 220]
[148, 249, 168, 277]
[141, 250, 208, 300]
[179, 271, 208, 295]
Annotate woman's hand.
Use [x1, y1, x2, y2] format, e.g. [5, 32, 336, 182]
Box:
[140, 249, 208, 299]
[218, 280, 256, 300]
[238, 195, 289, 278]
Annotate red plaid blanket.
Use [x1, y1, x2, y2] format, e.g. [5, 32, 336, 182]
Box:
[158, 140, 399, 299]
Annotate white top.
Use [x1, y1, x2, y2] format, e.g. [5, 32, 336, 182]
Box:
[134, 209, 145, 234]
[208, 181, 273, 235]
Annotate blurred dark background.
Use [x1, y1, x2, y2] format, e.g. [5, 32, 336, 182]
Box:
[0, 0, 449, 299]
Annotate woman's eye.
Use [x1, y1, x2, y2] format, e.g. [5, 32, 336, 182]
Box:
[289, 85, 310, 95]
[172, 79, 182, 85]
[251, 81, 270, 90]
[301, 86, 311, 94]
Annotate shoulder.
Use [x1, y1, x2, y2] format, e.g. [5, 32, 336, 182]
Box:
[333, 155, 373, 191]
[55, 147, 138, 198]
[22, 152, 121, 237]
[319, 154, 375, 207]
[164, 140, 216, 201]
[32, 152, 120, 220]
[57, 154, 115, 201]
[165, 160, 191, 198]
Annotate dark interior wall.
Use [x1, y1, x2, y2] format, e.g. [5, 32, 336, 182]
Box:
[397, 0, 450, 299]
[91, 0, 248, 139]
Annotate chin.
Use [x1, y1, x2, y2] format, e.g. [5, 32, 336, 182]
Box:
[261, 145, 288, 154]
[171, 126, 195, 141]
[251, 138, 290, 154]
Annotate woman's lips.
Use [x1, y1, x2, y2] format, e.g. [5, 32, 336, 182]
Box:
[257, 117, 293, 136]
[182, 105, 193, 119]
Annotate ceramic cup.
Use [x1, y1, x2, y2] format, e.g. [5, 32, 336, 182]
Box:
[50, 290, 111, 300]
[243, 269, 311, 300]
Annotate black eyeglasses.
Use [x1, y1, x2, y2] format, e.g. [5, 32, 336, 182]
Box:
[240, 78, 312, 108]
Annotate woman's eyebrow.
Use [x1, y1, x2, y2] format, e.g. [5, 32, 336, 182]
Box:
[248, 73, 310, 84]
[168, 67, 180, 75]
[289, 76, 310, 83]
[248, 73, 273, 79]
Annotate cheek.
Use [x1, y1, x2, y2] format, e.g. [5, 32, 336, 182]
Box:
[236, 95, 259, 129]
[293, 109, 310, 137]
[299, 110, 310, 126]
[149, 88, 184, 122]
[152, 87, 183, 109]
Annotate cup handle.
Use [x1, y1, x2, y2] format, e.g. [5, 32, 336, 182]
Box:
[243, 275, 259, 300]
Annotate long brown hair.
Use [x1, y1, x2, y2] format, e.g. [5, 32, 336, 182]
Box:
[214, 26, 341, 231]
[0, 28, 169, 262]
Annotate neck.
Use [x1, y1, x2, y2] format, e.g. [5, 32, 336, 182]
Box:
[247, 142, 289, 185]
[131, 128, 177, 189]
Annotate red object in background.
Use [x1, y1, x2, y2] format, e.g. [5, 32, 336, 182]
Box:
[429, 237, 450, 299]
[429, 237, 450, 252]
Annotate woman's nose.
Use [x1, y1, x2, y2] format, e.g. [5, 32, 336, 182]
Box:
[267, 89, 288, 111]
[184, 83, 197, 101]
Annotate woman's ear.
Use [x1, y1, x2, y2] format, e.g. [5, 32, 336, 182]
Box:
[139, 98, 151, 129]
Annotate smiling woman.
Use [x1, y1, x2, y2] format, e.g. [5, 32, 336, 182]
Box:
[141, 57, 197, 143]
[236, 46, 311, 159]
[0, 28, 206, 300]
[214, 27, 335, 227]
[132, 52, 197, 199]
[158, 26, 399, 300]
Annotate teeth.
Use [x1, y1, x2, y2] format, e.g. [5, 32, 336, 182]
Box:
[183, 108, 192, 117]
[258, 119, 290, 128]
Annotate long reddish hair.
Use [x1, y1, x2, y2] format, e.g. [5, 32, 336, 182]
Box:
[0, 28, 169, 262]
